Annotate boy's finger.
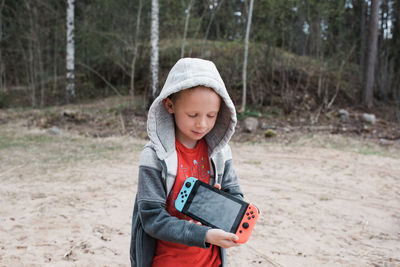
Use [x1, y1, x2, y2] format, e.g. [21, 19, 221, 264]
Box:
[223, 240, 240, 248]
[214, 183, 221, 190]
[231, 234, 239, 241]
[222, 231, 239, 241]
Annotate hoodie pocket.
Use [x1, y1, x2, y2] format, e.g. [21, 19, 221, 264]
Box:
[136, 224, 143, 267]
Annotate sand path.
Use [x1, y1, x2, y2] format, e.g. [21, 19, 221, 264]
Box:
[0, 127, 399, 266]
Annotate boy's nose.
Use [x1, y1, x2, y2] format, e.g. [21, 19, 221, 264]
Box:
[197, 117, 207, 128]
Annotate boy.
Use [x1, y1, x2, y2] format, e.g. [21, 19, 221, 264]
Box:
[130, 58, 243, 267]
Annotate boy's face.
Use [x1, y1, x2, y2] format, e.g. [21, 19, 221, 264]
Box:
[163, 86, 221, 148]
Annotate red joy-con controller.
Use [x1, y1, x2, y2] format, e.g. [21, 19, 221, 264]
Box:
[235, 203, 259, 243]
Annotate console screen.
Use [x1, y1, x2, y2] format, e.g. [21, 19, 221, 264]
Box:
[186, 185, 243, 232]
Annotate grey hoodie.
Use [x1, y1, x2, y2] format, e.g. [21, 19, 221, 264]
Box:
[130, 58, 243, 267]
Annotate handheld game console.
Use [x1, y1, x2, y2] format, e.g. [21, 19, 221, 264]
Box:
[175, 177, 259, 244]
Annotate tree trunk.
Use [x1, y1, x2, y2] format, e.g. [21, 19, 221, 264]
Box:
[66, 0, 75, 101]
[360, 0, 367, 82]
[53, 12, 59, 102]
[201, 0, 225, 55]
[150, 0, 159, 103]
[181, 0, 194, 58]
[393, 1, 400, 121]
[240, 0, 254, 113]
[32, 4, 45, 107]
[0, 0, 4, 92]
[26, 0, 36, 107]
[130, 0, 143, 105]
[363, 0, 379, 108]
[377, 0, 390, 99]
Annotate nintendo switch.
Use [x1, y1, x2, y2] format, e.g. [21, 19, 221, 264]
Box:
[175, 177, 259, 244]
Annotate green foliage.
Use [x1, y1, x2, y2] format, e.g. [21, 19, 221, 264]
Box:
[237, 107, 261, 121]
[0, 92, 10, 108]
[1, 0, 399, 114]
[0, 128, 128, 164]
[264, 129, 277, 138]
[0, 130, 59, 150]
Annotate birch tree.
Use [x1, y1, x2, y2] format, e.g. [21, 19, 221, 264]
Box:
[181, 0, 194, 58]
[66, 0, 75, 101]
[150, 0, 159, 103]
[240, 0, 254, 113]
[363, 0, 379, 108]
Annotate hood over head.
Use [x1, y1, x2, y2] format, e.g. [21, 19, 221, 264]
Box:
[147, 58, 237, 160]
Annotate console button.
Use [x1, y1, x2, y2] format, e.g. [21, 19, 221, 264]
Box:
[185, 182, 191, 188]
[242, 222, 249, 229]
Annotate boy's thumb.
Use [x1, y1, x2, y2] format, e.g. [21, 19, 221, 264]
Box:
[231, 234, 239, 241]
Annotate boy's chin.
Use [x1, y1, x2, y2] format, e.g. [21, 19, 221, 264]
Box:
[190, 133, 206, 140]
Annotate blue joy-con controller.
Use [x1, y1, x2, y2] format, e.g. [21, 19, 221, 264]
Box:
[175, 177, 198, 212]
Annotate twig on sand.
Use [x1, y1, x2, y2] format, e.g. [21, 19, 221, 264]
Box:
[0, 164, 26, 179]
[96, 245, 119, 255]
[63, 245, 76, 259]
[63, 241, 87, 260]
[247, 244, 284, 267]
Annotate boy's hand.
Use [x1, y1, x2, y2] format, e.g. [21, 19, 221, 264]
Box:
[207, 183, 240, 248]
[189, 219, 202, 226]
[206, 229, 239, 248]
[205, 183, 239, 248]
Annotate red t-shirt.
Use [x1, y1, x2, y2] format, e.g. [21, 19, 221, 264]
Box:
[152, 138, 221, 267]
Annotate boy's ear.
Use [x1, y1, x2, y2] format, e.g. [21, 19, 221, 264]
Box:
[163, 98, 174, 114]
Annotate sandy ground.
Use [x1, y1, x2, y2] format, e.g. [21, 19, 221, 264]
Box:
[0, 125, 399, 267]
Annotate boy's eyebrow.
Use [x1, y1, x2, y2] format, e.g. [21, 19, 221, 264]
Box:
[185, 110, 219, 114]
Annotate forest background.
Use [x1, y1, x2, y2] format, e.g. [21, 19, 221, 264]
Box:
[0, 0, 400, 133]
[1, 1, 400, 266]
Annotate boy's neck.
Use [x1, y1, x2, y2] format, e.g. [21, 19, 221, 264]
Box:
[176, 136, 199, 149]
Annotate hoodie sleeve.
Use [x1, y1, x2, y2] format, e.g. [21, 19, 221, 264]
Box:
[220, 159, 244, 200]
[136, 147, 211, 248]
[218, 145, 244, 200]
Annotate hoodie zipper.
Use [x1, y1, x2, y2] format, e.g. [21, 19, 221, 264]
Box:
[210, 157, 218, 185]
